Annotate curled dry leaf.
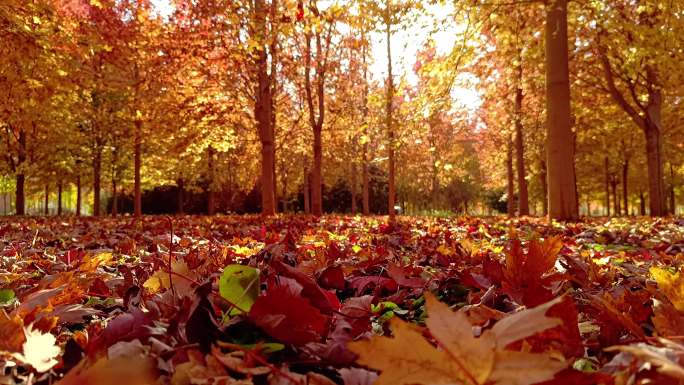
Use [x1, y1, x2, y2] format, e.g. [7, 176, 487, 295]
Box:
[605, 341, 684, 381]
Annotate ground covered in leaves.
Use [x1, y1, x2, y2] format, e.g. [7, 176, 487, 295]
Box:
[1, 215, 684, 385]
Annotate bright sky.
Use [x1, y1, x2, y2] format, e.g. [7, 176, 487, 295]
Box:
[150, 0, 480, 110]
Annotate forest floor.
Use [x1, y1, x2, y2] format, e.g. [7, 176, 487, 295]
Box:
[1, 215, 684, 385]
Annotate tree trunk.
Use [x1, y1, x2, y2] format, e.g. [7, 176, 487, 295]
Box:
[93, 149, 102, 216]
[540, 159, 548, 216]
[303, 161, 310, 213]
[622, 160, 629, 216]
[14, 129, 26, 215]
[670, 163, 676, 215]
[545, 0, 578, 220]
[644, 123, 665, 216]
[514, 61, 529, 215]
[207, 147, 215, 215]
[604, 156, 611, 216]
[57, 182, 63, 215]
[111, 178, 118, 216]
[76, 174, 81, 216]
[44, 184, 49, 215]
[361, 29, 370, 216]
[385, 1, 396, 222]
[254, 0, 276, 216]
[601, 52, 665, 217]
[133, 118, 142, 217]
[640, 191, 646, 216]
[429, 126, 439, 208]
[351, 159, 357, 214]
[362, 148, 370, 215]
[507, 134, 515, 216]
[15, 174, 25, 216]
[585, 196, 591, 217]
[270, 0, 278, 212]
[177, 179, 185, 214]
[610, 176, 620, 217]
[311, 127, 323, 215]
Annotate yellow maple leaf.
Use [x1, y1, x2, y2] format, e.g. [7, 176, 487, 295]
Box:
[349, 293, 566, 385]
[143, 261, 194, 297]
[79, 252, 113, 272]
[650, 267, 684, 312]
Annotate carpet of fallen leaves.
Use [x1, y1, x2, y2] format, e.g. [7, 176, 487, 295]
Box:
[1, 215, 684, 385]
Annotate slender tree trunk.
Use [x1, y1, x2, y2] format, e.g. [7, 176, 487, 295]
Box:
[604, 156, 611, 216]
[303, 162, 310, 214]
[545, 0, 578, 220]
[207, 146, 215, 215]
[640, 191, 646, 215]
[507, 134, 515, 216]
[111, 178, 118, 216]
[14, 129, 26, 215]
[361, 30, 370, 216]
[362, 147, 370, 215]
[93, 149, 102, 216]
[269, 0, 278, 212]
[15, 174, 25, 216]
[622, 160, 629, 216]
[311, 127, 323, 215]
[670, 163, 676, 215]
[385, 1, 396, 222]
[57, 182, 63, 215]
[254, 0, 276, 216]
[351, 160, 357, 214]
[44, 184, 49, 215]
[76, 174, 81, 216]
[514, 61, 529, 215]
[177, 179, 185, 214]
[540, 159, 548, 216]
[601, 53, 665, 216]
[585, 196, 591, 217]
[303, 26, 327, 217]
[429, 126, 439, 208]
[611, 177, 619, 216]
[134, 118, 142, 217]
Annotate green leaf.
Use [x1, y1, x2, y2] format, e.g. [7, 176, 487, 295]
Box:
[0, 289, 15, 306]
[219, 265, 260, 315]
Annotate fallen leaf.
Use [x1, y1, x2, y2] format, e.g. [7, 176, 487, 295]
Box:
[57, 355, 157, 385]
[0, 310, 25, 353]
[650, 267, 684, 312]
[349, 293, 567, 385]
[606, 341, 684, 381]
[218, 264, 260, 314]
[14, 327, 61, 373]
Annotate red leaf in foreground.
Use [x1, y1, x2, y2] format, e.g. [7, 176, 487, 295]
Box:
[348, 276, 398, 295]
[249, 277, 329, 345]
[318, 265, 346, 290]
[386, 263, 424, 288]
[272, 261, 340, 313]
